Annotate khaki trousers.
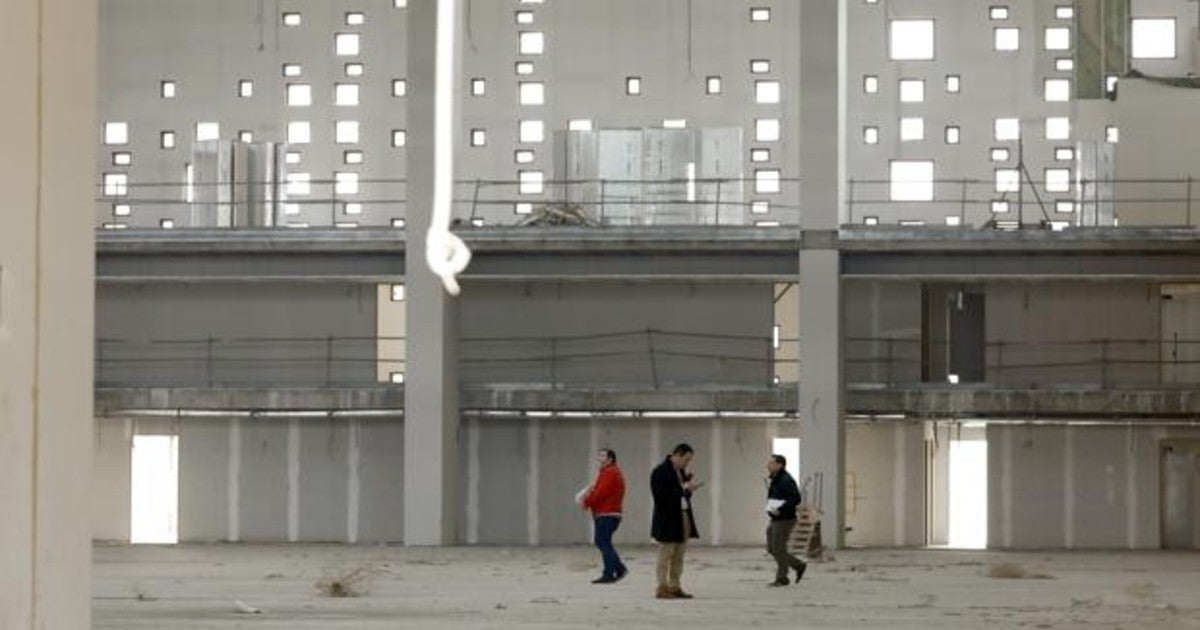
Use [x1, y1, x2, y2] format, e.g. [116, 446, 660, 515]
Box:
[656, 512, 691, 589]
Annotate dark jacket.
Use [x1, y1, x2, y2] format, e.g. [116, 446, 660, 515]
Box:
[767, 469, 802, 521]
[650, 457, 700, 542]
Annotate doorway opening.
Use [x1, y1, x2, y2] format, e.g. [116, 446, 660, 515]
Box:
[772, 437, 801, 482]
[947, 434, 988, 549]
[130, 434, 179, 544]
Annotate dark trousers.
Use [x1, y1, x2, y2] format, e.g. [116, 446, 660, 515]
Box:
[594, 516, 626, 578]
[767, 519, 805, 581]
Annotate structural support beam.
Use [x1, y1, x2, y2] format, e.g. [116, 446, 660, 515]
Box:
[0, 0, 96, 626]
[403, 0, 462, 545]
[797, 0, 847, 548]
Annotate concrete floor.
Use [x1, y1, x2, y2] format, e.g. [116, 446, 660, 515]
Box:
[94, 544, 1200, 629]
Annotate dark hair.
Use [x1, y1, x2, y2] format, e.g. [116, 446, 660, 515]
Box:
[771, 454, 787, 467]
[672, 443, 694, 456]
[599, 448, 617, 463]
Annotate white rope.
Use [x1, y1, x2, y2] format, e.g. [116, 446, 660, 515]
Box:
[426, 0, 472, 296]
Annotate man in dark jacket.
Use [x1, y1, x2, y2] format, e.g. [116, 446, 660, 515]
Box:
[650, 443, 701, 599]
[765, 454, 807, 586]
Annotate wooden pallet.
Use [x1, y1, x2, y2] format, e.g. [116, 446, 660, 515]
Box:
[788, 505, 823, 559]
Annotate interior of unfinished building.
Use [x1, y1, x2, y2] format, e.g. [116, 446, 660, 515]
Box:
[3, 0, 1200, 628]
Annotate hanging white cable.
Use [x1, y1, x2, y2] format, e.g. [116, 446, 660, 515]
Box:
[427, 0, 472, 296]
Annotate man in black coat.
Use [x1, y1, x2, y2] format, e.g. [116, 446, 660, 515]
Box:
[650, 443, 701, 599]
[765, 454, 807, 586]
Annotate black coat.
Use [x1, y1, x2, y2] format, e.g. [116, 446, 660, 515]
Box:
[767, 469, 802, 521]
[650, 457, 700, 542]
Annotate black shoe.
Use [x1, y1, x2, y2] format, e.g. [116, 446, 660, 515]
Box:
[794, 563, 808, 583]
[592, 575, 617, 584]
[613, 567, 628, 582]
[769, 577, 790, 587]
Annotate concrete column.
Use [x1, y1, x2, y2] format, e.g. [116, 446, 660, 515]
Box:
[797, 0, 847, 548]
[403, 0, 462, 545]
[0, 0, 97, 626]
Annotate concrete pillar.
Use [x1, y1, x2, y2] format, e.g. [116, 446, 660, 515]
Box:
[0, 0, 97, 626]
[797, 0, 847, 548]
[403, 0, 462, 545]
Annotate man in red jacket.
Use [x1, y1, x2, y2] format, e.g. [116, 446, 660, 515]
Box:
[581, 448, 627, 584]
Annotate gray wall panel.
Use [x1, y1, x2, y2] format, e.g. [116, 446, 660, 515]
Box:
[475, 419, 532, 544]
[348, 419, 405, 543]
[178, 418, 230, 542]
[92, 419, 131, 542]
[535, 419, 591, 545]
[297, 419, 349, 542]
[97, 283, 376, 387]
[458, 282, 774, 387]
[1071, 428, 1130, 548]
[239, 421, 288, 541]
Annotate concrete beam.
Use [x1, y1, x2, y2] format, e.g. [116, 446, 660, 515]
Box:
[95, 226, 1200, 282]
[847, 384, 1200, 419]
[96, 384, 1200, 418]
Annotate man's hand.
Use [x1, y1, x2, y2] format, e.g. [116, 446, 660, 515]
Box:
[768, 509, 780, 517]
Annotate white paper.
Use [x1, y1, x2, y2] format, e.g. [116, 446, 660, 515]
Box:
[574, 484, 591, 505]
[766, 498, 785, 513]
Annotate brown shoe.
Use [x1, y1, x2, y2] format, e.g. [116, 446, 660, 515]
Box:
[669, 587, 694, 599]
[655, 586, 677, 599]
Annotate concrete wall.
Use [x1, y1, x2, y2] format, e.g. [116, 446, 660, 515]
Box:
[457, 282, 775, 387]
[847, 0, 1093, 226]
[843, 281, 923, 383]
[93, 419, 133, 543]
[94, 414, 796, 546]
[858, 281, 1163, 385]
[94, 416, 404, 543]
[98, 0, 408, 228]
[97, 283, 377, 386]
[463, 416, 799, 546]
[97, 0, 800, 228]
[985, 281, 1161, 384]
[1109, 80, 1200, 226]
[96, 0, 1200, 229]
[988, 424, 1200, 549]
[844, 422, 926, 547]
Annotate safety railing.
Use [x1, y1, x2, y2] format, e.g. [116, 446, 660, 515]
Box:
[95, 335, 403, 388]
[95, 176, 801, 230]
[95, 329, 789, 389]
[98, 176, 1200, 232]
[95, 332, 1200, 390]
[845, 336, 1200, 387]
[846, 177, 1200, 229]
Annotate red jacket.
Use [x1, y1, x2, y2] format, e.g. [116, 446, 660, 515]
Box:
[583, 463, 625, 515]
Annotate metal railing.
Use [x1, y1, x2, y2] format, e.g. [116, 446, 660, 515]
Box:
[846, 177, 1200, 229]
[845, 336, 1200, 387]
[97, 176, 1200, 232]
[96, 329, 787, 389]
[94, 176, 801, 230]
[95, 332, 1200, 390]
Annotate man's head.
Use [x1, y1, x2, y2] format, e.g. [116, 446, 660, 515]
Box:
[669, 443, 694, 469]
[597, 448, 617, 467]
[767, 454, 786, 475]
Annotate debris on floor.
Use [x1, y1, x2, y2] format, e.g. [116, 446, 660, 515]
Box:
[233, 599, 264, 614]
[314, 564, 380, 598]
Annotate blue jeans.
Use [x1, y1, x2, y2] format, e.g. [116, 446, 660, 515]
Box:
[593, 516, 626, 578]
